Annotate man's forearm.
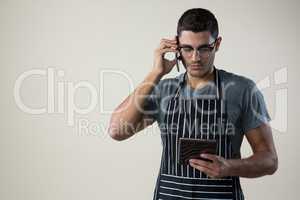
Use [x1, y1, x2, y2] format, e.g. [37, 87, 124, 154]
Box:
[226, 151, 278, 178]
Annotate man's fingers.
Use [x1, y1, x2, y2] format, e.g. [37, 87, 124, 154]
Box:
[160, 43, 177, 50]
[159, 39, 178, 50]
[189, 162, 220, 178]
[160, 48, 178, 54]
[189, 159, 213, 170]
[161, 38, 177, 43]
[200, 153, 220, 162]
[189, 162, 216, 177]
[160, 39, 177, 45]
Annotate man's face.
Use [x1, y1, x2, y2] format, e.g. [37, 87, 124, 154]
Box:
[178, 30, 221, 78]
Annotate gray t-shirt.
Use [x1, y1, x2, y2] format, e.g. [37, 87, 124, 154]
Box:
[144, 68, 270, 158]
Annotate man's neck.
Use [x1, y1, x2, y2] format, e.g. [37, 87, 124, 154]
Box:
[186, 67, 215, 90]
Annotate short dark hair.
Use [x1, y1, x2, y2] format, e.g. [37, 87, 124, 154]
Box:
[177, 8, 219, 39]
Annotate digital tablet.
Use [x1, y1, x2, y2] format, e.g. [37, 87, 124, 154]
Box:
[178, 138, 217, 165]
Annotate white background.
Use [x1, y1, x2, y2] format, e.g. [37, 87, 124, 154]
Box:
[0, 0, 299, 199]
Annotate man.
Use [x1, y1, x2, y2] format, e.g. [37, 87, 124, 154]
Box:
[108, 8, 278, 200]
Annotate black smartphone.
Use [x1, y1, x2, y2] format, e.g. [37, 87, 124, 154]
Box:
[175, 35, 180, 72]
[178, 138, 218, 165]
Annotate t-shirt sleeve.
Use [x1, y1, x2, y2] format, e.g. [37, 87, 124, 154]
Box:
[241, 81, 271, 134]
[142, 83, 161, 122]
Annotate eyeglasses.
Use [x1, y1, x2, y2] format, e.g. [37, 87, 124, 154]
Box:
[178, 40, 217, 58]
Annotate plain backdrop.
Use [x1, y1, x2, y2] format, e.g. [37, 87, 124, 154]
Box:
[0, 0, 299, 199]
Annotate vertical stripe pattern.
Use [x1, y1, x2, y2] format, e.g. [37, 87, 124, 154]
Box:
[153, 69, 244, 200]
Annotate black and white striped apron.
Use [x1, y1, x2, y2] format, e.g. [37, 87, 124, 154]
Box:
[153, 69, 244, 200]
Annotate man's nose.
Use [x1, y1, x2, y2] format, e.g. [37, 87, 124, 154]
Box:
[191, 50, 200, 62]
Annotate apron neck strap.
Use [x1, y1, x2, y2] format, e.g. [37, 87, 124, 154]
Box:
[175, 67, 223, 100]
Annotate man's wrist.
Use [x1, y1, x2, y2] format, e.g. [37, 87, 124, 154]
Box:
[224, 159, 239, 177]
[150, 68, 164, 79]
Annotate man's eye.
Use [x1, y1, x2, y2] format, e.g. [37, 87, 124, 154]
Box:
[182, 47, 193, 52]
[198, 48, 210, 53]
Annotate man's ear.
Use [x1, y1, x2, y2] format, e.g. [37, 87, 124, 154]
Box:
[215, 36, 222, 52]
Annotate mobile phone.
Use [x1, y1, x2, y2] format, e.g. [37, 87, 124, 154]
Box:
[175, 35, 180, 72]
[178, 138, 218, 165]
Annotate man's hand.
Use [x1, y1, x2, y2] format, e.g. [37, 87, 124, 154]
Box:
[189, 153, 231, 178]
[189, 124, 278, 179]
[153, 37, 178, 76]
